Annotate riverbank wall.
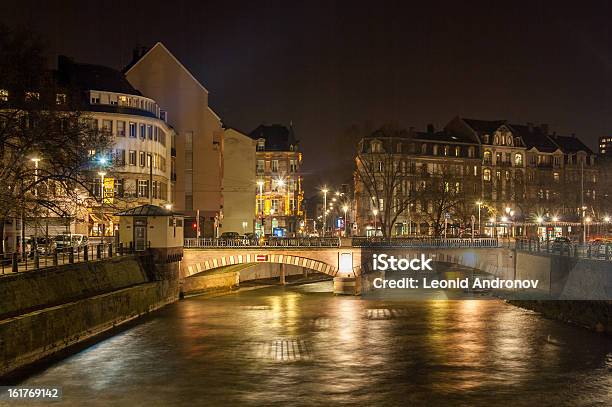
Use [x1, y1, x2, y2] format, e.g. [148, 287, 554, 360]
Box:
[0, 253, 180, 377]
[509, 300, 612, 335]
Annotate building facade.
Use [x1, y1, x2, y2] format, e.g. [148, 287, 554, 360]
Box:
[220, 128, 256, 235]
[250, 124, 303, 237]
[125, 43, 224, 237]
[355, 117, 601, 239]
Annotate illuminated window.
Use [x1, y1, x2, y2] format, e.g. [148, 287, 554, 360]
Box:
[257, 139, 265, 151]
[483, 150, 492, 164]
[455, 146, 460, 156]
[90, 92, 100, 104]
[483, 169, 491, 181]
[514, 153, 523, 166]
[256, 160, 264, 173]
[56, 93, 66, 105]
[0, 89, 8, 101]
[553, 172, 560, 182]
[432, 145, 438, 155]
[271, 160, 279, 172]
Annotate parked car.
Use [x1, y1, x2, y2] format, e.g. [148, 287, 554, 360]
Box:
[26, 236, 55, 256]
[219, 232, 240, 240]
[54, 234, 89, 252]
[551, 236, 571, 252]
[590, 239, 612, 257]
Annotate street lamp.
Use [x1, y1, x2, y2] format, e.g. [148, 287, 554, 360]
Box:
[30, 157, 42, 265]
[372, 209, 379, 237]
[98, 171, 107, 246]
[476, 201, 483, 235]
[489, 216, 496, 238]
[322, 188, 328, 236]
[605, 216, 611, 223]
[585, 217, 592, 242]
[257, 180, 264, 236]
[342, 204, 349, 237]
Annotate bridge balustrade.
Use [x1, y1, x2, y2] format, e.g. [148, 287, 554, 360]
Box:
[351, 237, 501, 248]
[515, 238, 612, 261]
[184, 237, 341, 248]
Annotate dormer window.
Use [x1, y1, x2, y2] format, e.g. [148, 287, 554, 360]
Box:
[257, 138, 265, 151]
[0, 89, 8, 102]
[483, 135, 490, 144]
[25, 92, 40, 101]
[56, 93, 67, 105]
[506, 135, 513, 146]
[371, 140, 382, 153]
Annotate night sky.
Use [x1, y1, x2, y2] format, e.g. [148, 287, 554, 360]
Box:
[2, 1, 612, 195]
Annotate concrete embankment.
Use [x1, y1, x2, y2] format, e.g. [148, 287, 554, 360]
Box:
[0, 255, 179, 377]
[509, 300, 612, 335]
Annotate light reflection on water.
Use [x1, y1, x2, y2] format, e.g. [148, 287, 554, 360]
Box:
[13, 281, 612, 406]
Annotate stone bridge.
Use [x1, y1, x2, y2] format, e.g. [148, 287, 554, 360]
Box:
[180, 238, 515, 295]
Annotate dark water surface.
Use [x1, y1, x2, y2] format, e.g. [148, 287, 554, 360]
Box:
[11, 282, 612, 406]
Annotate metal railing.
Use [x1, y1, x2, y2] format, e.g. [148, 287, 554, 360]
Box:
[0, 242, 147, 275]
[184, 237, 341, 248]
[515, 238, 612, 261]
[351, 237, 501, 248]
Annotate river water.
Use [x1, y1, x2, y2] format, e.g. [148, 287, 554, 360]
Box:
[11, 282, 612, 406]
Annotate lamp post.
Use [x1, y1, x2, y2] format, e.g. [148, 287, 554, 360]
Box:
[98, 171, 106, 247]
[257, 180, 264, 236]
[31, 157, 41, 265]
[322, 188, 328, 236]
[536, 216, 544, 241]
[585, 217, 592, 242]
[342, 204, 349, 237]
[372, 209, 378, 237]
[476, 201, 482, 236]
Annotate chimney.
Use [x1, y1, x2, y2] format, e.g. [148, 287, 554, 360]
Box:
[427, 123, 434, 134]
[540, 123, 549, 134]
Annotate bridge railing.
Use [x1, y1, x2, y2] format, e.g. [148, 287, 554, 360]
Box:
[351, 237, 501, 248]
[515, 238, 612, 261]
[184, 237, 341, 248]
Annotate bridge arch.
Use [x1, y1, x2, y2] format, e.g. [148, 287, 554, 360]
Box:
[184, 252, 340, 278]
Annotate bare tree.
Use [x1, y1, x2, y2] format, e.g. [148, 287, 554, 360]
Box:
[354, 125, 416, 239]
[417, 165, 465, 236]
[0, 26, 114, 253]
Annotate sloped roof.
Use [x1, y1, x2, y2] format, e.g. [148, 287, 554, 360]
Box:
[509, 124, 557, 152]
[462, 118, 507, 135]
[414, 130, 477, 144]
[249, 124, 298, 151]
[115, 204, 175, 217]
[552, 135, 593, 154]
[55, 56, 142, 95]
[123, 42, 209, 94]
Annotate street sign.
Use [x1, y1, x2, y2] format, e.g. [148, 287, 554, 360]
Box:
[255, 254, 268, 262]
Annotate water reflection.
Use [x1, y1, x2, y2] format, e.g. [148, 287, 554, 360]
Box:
[14, 281, 612, 406]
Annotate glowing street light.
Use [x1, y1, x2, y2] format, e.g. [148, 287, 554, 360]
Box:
[342, 204, 349, 237]
[321, 187, 328, 236]
[476, 201, 483, 235]
[256, 180, 264, 236]
[552, 216, 559, 222]
[605, 216, 611, 223]
[98, 171, 107, 246]
[372, 208, 379, 236]
[536, 216, 544, 224]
